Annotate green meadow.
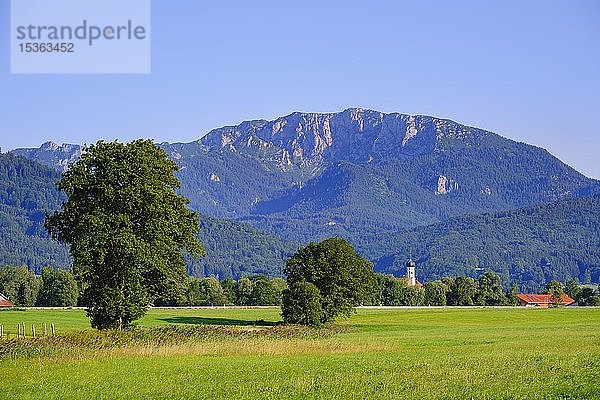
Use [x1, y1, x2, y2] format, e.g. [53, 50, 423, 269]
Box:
[1, 307, 599, 399]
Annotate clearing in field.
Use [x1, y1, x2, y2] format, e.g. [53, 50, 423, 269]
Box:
[0, 307, 599, 399]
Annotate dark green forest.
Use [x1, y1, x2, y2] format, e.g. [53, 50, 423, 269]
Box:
[0, 153, 295, 277]
[371, 195, 600, 292]
[189, 214, 298, 278]
[0, 154, 70, 270]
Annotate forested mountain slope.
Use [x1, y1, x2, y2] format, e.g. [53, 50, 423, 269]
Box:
[0, 154, 70, 270]
[0, 154, 295, 276]
[372, 195, 600, 291]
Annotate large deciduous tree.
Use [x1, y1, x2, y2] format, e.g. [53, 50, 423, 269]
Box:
[46, 140, 204, 329]
[283, 238, 377, 325]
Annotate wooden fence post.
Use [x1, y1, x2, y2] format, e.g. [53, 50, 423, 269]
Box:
[22, 322, 25, 338]
[51, 323, 55, 336]
[0, 324, 3, 339]
[32, 324, 36, 338]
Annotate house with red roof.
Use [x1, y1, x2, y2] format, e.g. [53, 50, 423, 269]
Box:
[517, 293, 575, 308]
[0, 293, 14, 307]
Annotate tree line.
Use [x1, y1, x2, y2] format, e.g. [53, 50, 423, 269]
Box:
[2, 263, 599, 310]
[374, 273, 600, 307]
[0, 265, 289, 308]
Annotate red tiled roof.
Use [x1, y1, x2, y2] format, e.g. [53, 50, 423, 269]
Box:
[0, 293, 14, 307]
[517, 293, 575, 305]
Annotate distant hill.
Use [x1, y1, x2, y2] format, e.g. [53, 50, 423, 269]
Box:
[372, 195, 600, 292]
[7, 108, 600, 284]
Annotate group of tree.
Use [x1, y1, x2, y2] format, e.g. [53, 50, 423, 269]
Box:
[0, 265, 290, 309]
[374, 273, 600, 308]
[564, 279, 600, 306]
[4, 260, 597, 311]
[0, 265, 78, 307]
[374, 272, 516, 307]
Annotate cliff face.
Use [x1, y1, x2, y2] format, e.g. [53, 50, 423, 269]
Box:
[198, 108, 488, 166]
[10, 141, 83, 172]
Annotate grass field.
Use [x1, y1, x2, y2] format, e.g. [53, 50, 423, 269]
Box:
[1, 307, 599, 399]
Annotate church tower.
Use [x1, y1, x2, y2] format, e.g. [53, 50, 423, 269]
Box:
[406, 257, 416, 286]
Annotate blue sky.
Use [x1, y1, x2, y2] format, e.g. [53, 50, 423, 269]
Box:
[1, 0, 599, 178]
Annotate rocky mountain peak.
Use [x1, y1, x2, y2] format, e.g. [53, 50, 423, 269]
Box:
[199, 108, 489, 166]
[40, 141, 60, 151]
[12, 109, 496, 174]
[10, 142, 82, 172]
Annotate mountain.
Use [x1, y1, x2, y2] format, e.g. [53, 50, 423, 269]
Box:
[167, 109, 599, 257]
[10, 141, 82, 172]
[7, 108, 599, 285]
[371, 195, 600, 292]
[166, 109, 596, 227]
[14, 109, 596, 249]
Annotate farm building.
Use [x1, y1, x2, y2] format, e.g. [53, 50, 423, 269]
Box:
[0, 293, 14, 307]
[517, 293, 575, 308]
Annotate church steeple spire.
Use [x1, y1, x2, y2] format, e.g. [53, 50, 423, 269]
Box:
[406, 254, 416, 286]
